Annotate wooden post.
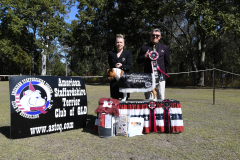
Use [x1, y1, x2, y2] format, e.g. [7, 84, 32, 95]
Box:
[213, 64, 215, 105]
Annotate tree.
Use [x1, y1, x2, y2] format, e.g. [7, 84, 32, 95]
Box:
[184, 0, 240, 85]
[0, 0, 70, 75]
[67, 0, 240, 86]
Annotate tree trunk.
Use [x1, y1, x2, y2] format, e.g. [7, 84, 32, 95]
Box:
[197, 38, 205, 86]
[41, 54, 46, 76]
[31, 52, 34, 75]
[192, 62, 198, 85]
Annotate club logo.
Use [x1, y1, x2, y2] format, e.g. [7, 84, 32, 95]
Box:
[11, 78, 53, 119]
[145, 82, 151, 88]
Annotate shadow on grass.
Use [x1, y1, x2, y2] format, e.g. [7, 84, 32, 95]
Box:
[82, 114, 98, 136]
[85, 82, 109, 86]
[0, 126, 10, 138]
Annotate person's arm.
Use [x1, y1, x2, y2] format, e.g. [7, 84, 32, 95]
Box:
[121, 51, 132, 71]
[136, 46, 148, 64]
[108, 51, 118, 68]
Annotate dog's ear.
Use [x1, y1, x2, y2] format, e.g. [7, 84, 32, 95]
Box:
[107, 68, 113, 73]
[107, 69, 111, 75]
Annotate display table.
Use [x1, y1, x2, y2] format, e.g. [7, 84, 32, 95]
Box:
[94, 99, 184, 134]
[118, 99, 183, 133]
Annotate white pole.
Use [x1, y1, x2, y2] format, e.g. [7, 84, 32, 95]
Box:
[64, 45, 68, 77]
[66, 52, 67, 77]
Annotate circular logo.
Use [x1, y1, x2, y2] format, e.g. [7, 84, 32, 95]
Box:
[149, 51, 159, 60]
[14, 80, 52, 118]
[145, 82, 151, 88]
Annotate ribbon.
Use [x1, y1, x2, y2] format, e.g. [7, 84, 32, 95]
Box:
[148, 101, 157, 132]
[162, 99, 172, 133]
[157, 65, 170, 77]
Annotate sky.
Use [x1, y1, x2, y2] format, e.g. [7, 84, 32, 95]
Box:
[65, 3, 79, 24]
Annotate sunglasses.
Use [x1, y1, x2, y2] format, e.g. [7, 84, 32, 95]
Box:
[151, 34, 161, 38]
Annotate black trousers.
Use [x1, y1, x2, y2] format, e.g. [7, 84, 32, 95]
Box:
[110, 79, 130, 100]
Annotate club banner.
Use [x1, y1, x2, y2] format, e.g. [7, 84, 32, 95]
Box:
[9, 76, 87, 139]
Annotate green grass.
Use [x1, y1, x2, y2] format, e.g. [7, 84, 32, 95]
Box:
[0, 81, 239, 159]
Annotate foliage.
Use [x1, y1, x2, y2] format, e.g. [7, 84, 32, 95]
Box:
[1, 0, 240, 86]
[46, 40, 66, 76]
[0, 0, 69, 75]
[51, 58, 66, 76]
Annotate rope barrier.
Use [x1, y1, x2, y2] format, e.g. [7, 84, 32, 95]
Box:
[167, 69, 213, 75]
[1, 68, 239, 78]
[167, 68, 240, 76]
[214, 69, 240, 76]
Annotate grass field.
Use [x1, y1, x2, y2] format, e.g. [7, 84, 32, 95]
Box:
[0, 81, 239, 160]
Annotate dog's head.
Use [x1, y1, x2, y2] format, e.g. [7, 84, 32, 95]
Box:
[20, 90, 46, 108]
[107, 68, 124, 81]
[107, 68, 116, 81]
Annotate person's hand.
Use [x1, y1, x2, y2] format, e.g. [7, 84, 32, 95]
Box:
[145, 50, 149, 58]
[116, 63, 122, 68]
